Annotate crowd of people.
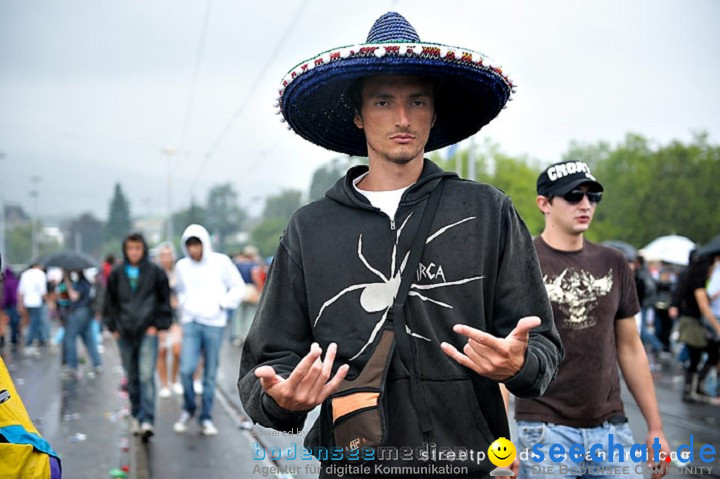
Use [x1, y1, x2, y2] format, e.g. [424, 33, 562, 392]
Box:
[1, 261, 104, 379]
[0, 225, 269, 441]
[1, 10, 719, 479]
[630, 252, 720, 401]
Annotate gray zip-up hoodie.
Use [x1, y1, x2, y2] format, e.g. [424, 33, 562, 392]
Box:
[238, 159, 562, 475]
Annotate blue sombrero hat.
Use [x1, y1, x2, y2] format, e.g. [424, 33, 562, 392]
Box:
[276, 12, 515, 157]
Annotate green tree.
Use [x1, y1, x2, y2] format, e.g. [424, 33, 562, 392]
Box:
[431, 140, 543, 235]
[482, 155, 544, 236]
[205, 184, 247, 253]
[38, 229, 62, 259]
[308, 157, 364, 201]
[588, 132, 720, 247]
[250, 217, 289, 257]
[7, 223, 32, 264]
[262, 189, 303, 221]
[561, 140, 612, 170]
[106, 183, 131, 242]
[6, 222, 61, 264]
[102, 238, 124, 260]
[173, 198, 206, 239]
[250, 189, 305, 257]
[67, 213, 104, 257]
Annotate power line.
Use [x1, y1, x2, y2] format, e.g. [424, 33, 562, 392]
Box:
[165, 0, 212, 241]
[177, 0, 213, 158]
[190, 0, 311, 194]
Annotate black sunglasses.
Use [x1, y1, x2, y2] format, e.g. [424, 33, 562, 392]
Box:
[559, 189, 603, 204]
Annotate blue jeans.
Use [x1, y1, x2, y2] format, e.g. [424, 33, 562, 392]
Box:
[4, 306, 21, 344]
[225, 308, 236, 342]
[517, 420, 643, 478]
[25, 306, 47, 346]
[179, 321, 224, 422]
[118, 335, 158, 424]
[41, 304, 51, 343]
[639, 309, 663, 353]
[64, 306, 102, 369]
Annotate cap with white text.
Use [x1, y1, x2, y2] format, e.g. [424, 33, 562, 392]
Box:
[536, 160, 604, 196]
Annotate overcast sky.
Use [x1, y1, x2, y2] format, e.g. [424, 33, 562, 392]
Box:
[1, 0, 719, 221]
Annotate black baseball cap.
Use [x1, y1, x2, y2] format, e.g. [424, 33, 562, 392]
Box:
[536, 160, 604, 196]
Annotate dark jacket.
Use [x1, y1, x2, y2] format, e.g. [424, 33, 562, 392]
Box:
[2, 268, 19, 309]
[68, 277, 92, 313]
[104, 238, 172, 338]
[238, 160, 562, 475]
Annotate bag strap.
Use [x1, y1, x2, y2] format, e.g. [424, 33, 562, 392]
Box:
[389, 178, 445, 438]
[393, 179, 445, 307]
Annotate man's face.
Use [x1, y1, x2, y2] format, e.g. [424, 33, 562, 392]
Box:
[187, 242, 203, 262]
[353, 75, 435, 165]
[538, 184, 599, 236]
[125, 240, 144, 265]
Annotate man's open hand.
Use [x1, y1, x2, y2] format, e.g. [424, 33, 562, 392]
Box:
[255, 342, 349, 411]
[441, 316, 541, 381]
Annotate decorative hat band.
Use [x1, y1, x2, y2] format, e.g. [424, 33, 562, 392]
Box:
[274, 42, 517, 118]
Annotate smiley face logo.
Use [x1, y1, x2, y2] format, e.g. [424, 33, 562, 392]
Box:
[488, 437, 516, 468]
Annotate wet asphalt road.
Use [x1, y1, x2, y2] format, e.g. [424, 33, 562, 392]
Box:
[4, 334, 719, 478]
[5, 337, 269, 479]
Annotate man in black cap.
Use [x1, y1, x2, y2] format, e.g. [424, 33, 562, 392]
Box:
[239, 11, 562, 478]
[513, 160, 670, 478]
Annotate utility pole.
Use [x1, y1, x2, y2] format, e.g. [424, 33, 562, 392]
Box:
[29, 175, 41, 261]
[162, 148, 176, 242]
[74, 229, 82, 253]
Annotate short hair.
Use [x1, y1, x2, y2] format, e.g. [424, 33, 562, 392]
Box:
[185, 236, 202, 247]
[347, 75, 440, 116]
[124, 233, 145, 244]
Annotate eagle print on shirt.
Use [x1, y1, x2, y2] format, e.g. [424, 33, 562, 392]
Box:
[543, 268, 613, 329]
[314, 214, 484, 361]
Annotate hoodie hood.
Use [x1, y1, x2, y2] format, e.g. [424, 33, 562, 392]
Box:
[180, 224, 213, 262]
[325, 158, 458, 210]
[122, 235, 149, 265]
[175, 223, 245, 326]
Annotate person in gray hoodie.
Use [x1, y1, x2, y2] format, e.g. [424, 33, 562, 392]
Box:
[173, 224, 245, 436]
[104, 232, 172, 439]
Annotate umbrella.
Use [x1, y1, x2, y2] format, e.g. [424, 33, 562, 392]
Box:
[602, 240, 637, 261]
[639, 235, 696, 266]
[39, 251, 99, 270]
[696, 234, 720, 258]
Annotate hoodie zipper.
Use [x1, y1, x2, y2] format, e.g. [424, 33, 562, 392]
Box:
[389, 218, 396, 230]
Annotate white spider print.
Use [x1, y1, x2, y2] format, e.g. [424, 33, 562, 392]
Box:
[314, 214, 484, 360]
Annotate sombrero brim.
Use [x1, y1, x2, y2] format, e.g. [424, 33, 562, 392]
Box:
[278, 43, 514, 157]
